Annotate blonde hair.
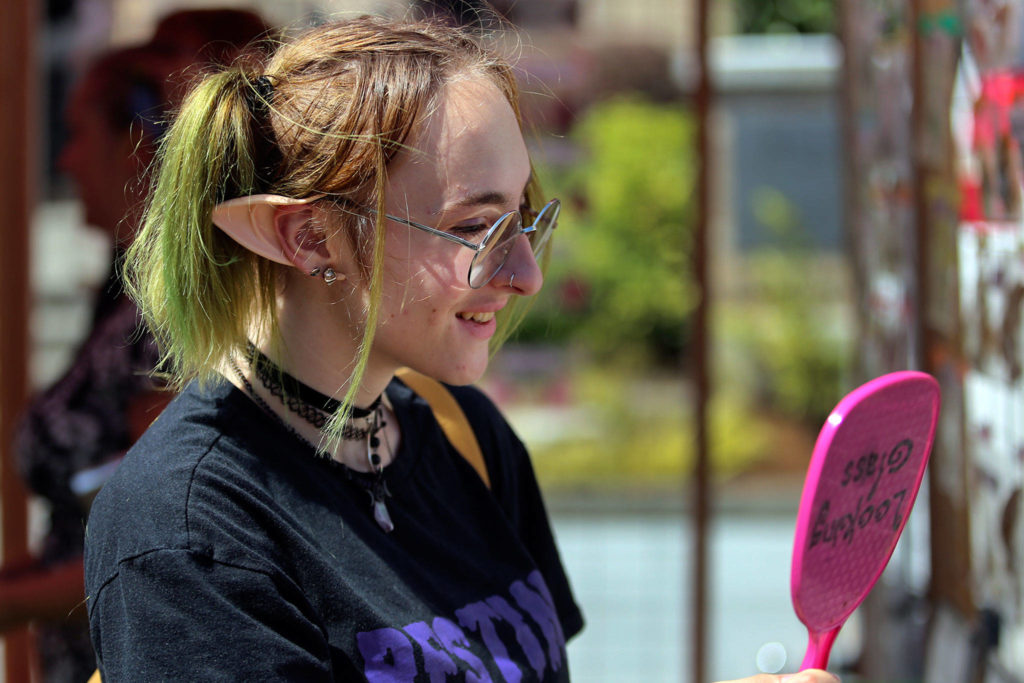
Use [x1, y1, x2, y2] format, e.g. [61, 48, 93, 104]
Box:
[126, 15, 541, 439]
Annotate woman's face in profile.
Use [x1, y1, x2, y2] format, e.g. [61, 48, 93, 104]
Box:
[360, 74, 543, 385]
[59, 77, 147, 240]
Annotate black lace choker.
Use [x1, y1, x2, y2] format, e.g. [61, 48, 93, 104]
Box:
[247, 342, 382, 421]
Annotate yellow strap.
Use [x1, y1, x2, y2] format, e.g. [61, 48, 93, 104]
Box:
[394, 368, 490, 489]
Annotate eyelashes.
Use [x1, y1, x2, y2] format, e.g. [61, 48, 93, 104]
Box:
[440, 195, 530, 237]
[450, 223, 489, 236]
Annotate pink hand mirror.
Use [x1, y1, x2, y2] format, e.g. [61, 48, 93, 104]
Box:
[790, 371, 940, 670]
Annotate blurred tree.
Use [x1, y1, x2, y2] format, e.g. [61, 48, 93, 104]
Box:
[519, 96, 696, 366]
[734, 0, 835, 34]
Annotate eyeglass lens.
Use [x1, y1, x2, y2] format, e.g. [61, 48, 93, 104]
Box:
[468, 200, 559, 288]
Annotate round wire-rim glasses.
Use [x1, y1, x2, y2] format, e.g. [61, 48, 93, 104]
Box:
[384, 198, 560, 289]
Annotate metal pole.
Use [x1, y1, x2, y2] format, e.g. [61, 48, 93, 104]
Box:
[691, 0, 712, 679]
[0, 0, 37, 679]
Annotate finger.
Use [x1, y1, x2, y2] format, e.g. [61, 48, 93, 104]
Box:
[713, 671, 840, 683]
[781, 670, 841, 683]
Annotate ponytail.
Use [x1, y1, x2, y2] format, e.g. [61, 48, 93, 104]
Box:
[125, 69, 278, 389]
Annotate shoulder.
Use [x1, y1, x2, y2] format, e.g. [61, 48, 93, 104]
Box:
[84, 381, 294, 588]
[445, 383, 511, 435]
[85, 384, 220, 559]
[430, 381, 533, 502]
[404, 378, 525, 460]
[389, 374, 522, 453]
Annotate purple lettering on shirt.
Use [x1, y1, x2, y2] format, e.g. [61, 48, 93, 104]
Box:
[357, 627, 417, 682]
[484, 596, 546, 678]
[432, 617, 494, 683]
[403, 621, 458, 683]
[456, 601, 523, 683]
[510, 572, 565, 671]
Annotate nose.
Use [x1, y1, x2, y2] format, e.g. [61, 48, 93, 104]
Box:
[493, 233, 543, 296]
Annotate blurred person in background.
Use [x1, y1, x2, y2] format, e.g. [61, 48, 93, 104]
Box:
[1, 9, 269, 681]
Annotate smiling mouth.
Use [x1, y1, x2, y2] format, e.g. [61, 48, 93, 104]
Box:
[457, 311, 496, 323]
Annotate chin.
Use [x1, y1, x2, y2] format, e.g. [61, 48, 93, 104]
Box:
[430, 355, 490, 387]
[436, 367, 485, 387]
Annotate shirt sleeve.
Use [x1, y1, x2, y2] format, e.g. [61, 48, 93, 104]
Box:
[90, 548, 333, 681]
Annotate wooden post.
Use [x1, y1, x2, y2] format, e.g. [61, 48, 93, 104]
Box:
[0, 0, 37, 680]
[911, 0, 975, 619]
[691, 0, 712, 680]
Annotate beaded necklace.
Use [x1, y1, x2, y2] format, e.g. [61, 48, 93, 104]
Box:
[230, 350, 396, 532]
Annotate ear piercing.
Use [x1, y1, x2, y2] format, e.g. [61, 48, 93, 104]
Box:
[308, 266, 344, 284]
[508, 272, 516, 289]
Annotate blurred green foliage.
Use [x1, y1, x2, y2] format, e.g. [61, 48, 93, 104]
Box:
[723, 253, 847, 427]
[523, 365, 771, 492]
[505, 102, 848, 491]
[734, 0, 835, 34]
[718, 187, 848, 428]
[519, 96, 697, 366]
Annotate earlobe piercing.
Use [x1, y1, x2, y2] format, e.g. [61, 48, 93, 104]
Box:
[311, 266, 345, 284]
[508, 272, 516, 289]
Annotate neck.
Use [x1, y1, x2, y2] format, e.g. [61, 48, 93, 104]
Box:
[265, 274, 397, 410]
[222, 270, 404, 471]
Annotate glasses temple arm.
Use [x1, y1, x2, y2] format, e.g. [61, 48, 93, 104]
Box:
[384, 213, 480, 250]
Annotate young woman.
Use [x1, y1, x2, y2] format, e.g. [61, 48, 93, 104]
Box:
[83, 15, 838, 683]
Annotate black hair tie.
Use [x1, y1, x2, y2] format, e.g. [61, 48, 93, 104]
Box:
[254, 75, 274, 100]
[248, 75, 274, 114]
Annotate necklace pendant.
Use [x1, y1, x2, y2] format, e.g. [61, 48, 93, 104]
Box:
[372, 498, 394, 533]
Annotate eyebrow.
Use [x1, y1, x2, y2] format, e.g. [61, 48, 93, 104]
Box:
[432, 172, 533, 216]
[452, 190, 511, 209]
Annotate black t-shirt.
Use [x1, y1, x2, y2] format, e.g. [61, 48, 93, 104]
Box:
[85, 377, 583, 681]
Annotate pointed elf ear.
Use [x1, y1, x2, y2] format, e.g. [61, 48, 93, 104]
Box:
[211, 194, 317, 265]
